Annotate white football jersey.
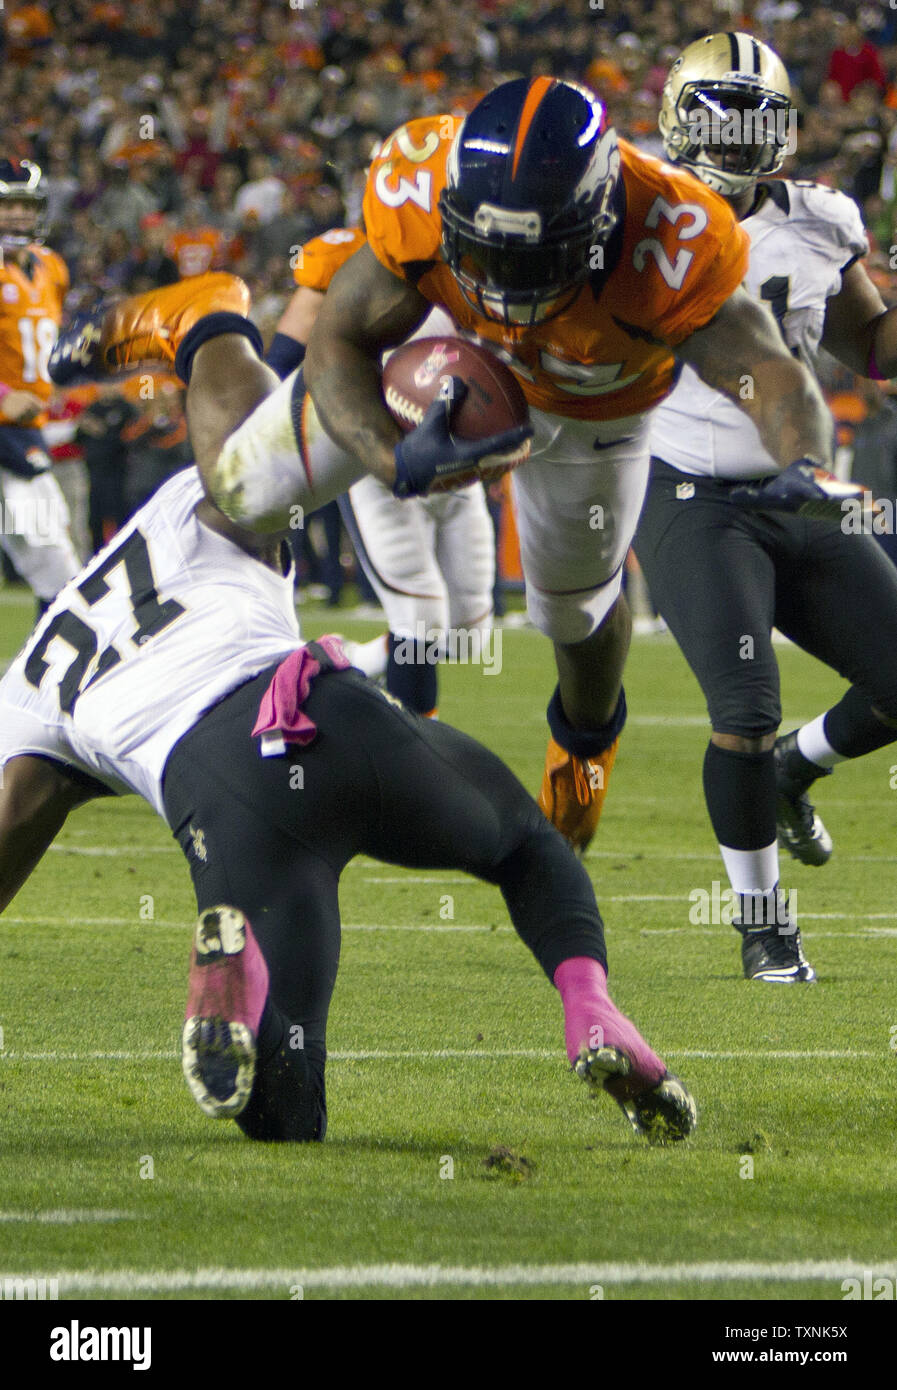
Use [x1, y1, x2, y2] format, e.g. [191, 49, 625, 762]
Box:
[650, 179, 868, 479]
[0, 468, 300, 818]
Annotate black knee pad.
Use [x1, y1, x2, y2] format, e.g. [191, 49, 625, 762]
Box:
[708, 695, 780, 741]
[236, 1038, 327, 1143]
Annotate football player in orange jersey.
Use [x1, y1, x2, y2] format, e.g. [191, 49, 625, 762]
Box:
[300, 77, 850, 853]
[268, 223, 497, 718]
[0, 159, 81, 617]
[47, 80, 853, 857]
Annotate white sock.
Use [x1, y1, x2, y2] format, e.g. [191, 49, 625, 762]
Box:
[211, 377, 364, 531]
[796, 715, 845, 769]
[344, 633, 388, 679]
[719, 841, 779, 897]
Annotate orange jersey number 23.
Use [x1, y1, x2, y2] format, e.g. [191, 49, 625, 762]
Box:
[363, 116, 749, 420]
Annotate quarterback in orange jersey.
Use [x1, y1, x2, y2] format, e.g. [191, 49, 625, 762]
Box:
[268, 223, 496, 718]
[302, 77, 842, 852]
[0, 159, 81, 616]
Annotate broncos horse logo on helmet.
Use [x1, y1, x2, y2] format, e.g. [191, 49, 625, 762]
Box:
[659, 32, 793, 196]
[439, 77, 621, 328]
[0, 158, 48, 251]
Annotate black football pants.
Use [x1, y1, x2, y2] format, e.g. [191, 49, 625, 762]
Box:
[634, 457, 897, 736]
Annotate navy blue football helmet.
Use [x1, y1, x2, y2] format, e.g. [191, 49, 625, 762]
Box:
[439, 78, 620, 328]
[0, 159, 47, 250]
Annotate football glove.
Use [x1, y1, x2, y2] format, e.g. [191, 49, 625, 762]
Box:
[730, 458, 872, 520]
[392, 376, 533, 499]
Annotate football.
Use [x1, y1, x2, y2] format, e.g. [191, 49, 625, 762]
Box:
[381, 336, 532, 492]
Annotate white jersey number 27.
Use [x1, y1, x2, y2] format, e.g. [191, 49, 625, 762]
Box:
[25, 529, 186, 714]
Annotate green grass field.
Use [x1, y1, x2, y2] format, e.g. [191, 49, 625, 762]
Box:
[1, 584, 896, 1303]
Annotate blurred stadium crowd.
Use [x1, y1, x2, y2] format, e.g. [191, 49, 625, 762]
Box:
[2, 0, 897, 588]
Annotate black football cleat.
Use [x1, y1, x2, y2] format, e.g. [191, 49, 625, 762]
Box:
[774, 730, 833, 866]
[574, 1046, 697, 1144]
[47, 302, 114, 385]
[736, 888, 816, 983]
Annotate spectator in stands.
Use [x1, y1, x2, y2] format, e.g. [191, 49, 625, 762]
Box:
[126, 213, 180, 294]
[235, 154, 287, 227]
[92, 159, 158, 237]
[827, 16, 887, 100]
[5, 2, 54, 66]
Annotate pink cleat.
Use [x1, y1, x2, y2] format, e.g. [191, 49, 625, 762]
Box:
[555, 957, 697, 1144]
[181, 907, 269, 1119]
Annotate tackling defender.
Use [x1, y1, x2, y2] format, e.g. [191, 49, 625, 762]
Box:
[635, 33, 897, 983]
[269, 224, 496, 718]
[0, 159, 81, 617]
[0, 275, 697, 1144]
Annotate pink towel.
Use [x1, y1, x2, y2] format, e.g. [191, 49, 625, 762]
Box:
[252, 636, 351, 755]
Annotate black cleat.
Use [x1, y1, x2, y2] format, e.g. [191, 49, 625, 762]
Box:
[47, 301, 114, 385]
[574, 1046, 697, 1143]
[774, 730, 832, 866]
[736, 888, 816, 983]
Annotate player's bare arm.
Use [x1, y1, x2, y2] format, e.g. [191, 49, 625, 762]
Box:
[676, 285, 833, 468]
[0, 756, 98, 914]
[820, 259, 897, 378]
[186, 334, 291, 569]
[277, 285, 325, 346]
[304, 242, 431, 485]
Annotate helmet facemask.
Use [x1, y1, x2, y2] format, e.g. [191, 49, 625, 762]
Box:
[664, 80, 793, 195]
[0, 161, 48, 250]
[440, 122, 620, 328]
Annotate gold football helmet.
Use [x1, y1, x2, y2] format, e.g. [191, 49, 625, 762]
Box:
[659, 32, 792, 195]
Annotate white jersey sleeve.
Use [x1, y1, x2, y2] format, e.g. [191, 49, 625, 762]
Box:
[649, 180, 868, 480]
[0, 468, 301, 819]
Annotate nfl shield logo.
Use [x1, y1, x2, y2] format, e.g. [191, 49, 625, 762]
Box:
[676, 482, 695, 500]
[413, 343, 461, 390]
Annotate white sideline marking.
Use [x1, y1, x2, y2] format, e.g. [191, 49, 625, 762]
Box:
[22, 845, 897, 865]
[585, 850, 897, 864]
[0, 916, 510, 932]
[5, 911, 897, 934]
[49, 844, 178, 857]
[642, 925, 897, 935]
[1, 1258, 893, 1293]
[1, 916, 191, 929]
[0, 1210, 140, 1224]
[363, 876, 472, 885]
[339, 922, 503, 934]
[526, 712, 822, 728]
[0, 1047, 882, 1062]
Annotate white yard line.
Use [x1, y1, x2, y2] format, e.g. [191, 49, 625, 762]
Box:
[0, 1259, 892, 1293]
[5, 912, 897, 933]
[27, 844, 897, 863]
[0, 1047, 883, 1062]
[48, 845, 178, 856]
[0, 1210, 140, 1224]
